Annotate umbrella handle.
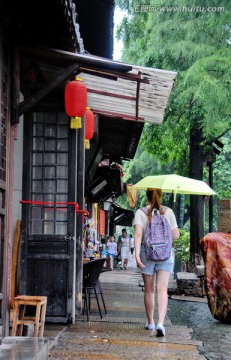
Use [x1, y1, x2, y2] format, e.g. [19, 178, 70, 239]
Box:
[173, 191, 177, 203]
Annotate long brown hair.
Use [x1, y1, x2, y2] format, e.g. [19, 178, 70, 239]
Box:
[146, 188, 163, 221]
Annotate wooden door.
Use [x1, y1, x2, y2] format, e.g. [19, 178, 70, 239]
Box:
[20, 112, 77, 323]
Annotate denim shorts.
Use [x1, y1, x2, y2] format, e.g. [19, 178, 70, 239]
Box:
[140, 245, 174, 275]
[108, 253, 115, 258]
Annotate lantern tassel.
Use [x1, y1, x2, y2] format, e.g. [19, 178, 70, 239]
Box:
[85, 140, 90, 149]
[70, 117, 82, 129]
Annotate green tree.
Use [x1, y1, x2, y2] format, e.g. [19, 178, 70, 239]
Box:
[213, 133, 231, 198]
[119, 145, 175, 210]
[116, 0, 231, 269]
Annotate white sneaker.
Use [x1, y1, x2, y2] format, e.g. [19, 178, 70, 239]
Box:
[145, 323, 155, 330]
[156, 323, 166, 336]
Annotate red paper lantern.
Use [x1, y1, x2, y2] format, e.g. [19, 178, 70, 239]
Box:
[65, 77, 87, 129]
[85, 107, 95, 149]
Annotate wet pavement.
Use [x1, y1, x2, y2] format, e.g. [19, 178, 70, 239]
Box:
[4, 256, 230, 359]
[48, 257, 211, 360]
[168, 298, 231, 360]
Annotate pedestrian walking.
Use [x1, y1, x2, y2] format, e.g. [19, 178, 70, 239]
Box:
[118, 230, 130, 269]
[100, 238, 107, 267]
[107, 235, 118, 270]
[117, 228, 126, 267]
[129, 233, 135, 258]
[134, 188, 180, 336]
[117, 228, 127, 244]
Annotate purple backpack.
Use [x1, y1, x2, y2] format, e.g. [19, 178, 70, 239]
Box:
[141, 206, 172, 262]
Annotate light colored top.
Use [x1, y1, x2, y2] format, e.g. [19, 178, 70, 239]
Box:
[120, 236, 131, 259]
[107, 241, 117, 255]
[120, 236, 130, 247]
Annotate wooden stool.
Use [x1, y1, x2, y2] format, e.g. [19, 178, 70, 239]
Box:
[11, 295, 47, 337]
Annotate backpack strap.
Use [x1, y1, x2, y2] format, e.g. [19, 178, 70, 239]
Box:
[140, 207, 148, 215]
[141, 206, 167, 215]
[160, 206, 168, 215]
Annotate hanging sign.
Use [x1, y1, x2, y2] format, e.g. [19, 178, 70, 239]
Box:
[99, 209, 106, 236]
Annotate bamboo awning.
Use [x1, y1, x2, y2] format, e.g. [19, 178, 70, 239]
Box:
[80, 64, 176, 124]
[18, 46, 177, 125]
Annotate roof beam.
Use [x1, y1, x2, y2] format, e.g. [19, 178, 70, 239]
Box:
[18, 63, 80, 117]
[88, 88, 136, 101]
[19, 46, 132, 73]
[80, 67, 150, 84]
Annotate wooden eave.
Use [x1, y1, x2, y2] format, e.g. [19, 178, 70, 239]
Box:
[17, 46, 177, 126]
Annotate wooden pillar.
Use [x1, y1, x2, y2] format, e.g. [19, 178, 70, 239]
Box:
[208, 161, 214, 232]
[75, 118, 85, 314]
[189, 127, 204, 267]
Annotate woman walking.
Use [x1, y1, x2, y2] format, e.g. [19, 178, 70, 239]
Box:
[134, 188, 179, 336]
[119, 230, 130, 270]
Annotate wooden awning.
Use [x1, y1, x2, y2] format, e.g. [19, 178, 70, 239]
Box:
[18, 46, 177, 125]
[111, 203, 135, 227]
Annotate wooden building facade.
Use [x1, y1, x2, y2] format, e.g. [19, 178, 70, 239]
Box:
[0, 0, 176, 336]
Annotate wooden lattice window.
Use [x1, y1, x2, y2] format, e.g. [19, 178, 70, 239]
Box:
[29, 113, 69, 235]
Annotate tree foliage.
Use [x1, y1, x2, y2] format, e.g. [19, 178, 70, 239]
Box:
[119, 145, 175, 210]
[116, 0, 231, 193]
[212, 132, 231, 198]
[116, 0, 231, 175]
[116, 0, 231, 267]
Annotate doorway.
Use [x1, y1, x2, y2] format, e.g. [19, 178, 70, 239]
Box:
[20, 111, 77, 323]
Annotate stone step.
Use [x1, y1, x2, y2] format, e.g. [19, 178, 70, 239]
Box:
[176, 272, 205, 296]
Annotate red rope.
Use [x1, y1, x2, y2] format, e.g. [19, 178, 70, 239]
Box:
[20, 200, 89, 224]
[20, 200, 80, 211]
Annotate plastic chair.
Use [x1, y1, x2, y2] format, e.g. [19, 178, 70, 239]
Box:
[82, 258, 107, 321]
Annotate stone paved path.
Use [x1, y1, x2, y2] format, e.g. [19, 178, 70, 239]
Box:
[48, 260, 206, 360]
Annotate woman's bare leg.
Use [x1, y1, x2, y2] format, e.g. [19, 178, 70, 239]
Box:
[110, 255, 114, 269]
[143, 273, 155, 325]
[156, 270, 170, 324]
